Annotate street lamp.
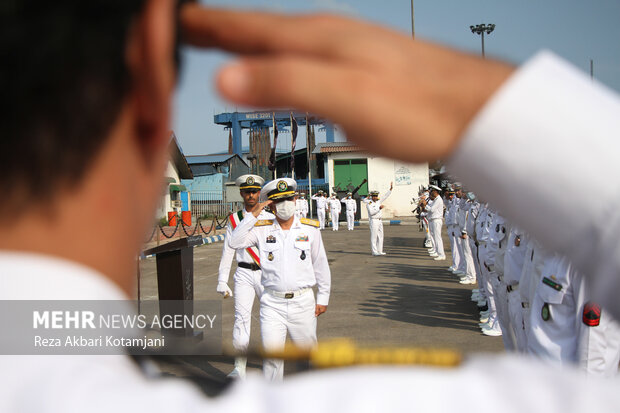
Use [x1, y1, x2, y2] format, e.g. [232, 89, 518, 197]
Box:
[469, 23, 495, 58]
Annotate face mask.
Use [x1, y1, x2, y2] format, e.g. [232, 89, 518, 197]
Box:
[275, 200, 296, 220]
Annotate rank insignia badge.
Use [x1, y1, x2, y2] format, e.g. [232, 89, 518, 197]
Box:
[268, 252, 274, 261]
[266, 235, 276, 243]
[541, 303, 551, 321]
[583, 302, 601, 327]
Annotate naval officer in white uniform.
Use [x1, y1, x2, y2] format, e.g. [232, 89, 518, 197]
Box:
[364, 182, 392, 256]
[423, 185, 446, 260]
[312, 190, 328, 230]
[217, 174, 274, 379]
[228, 178, 331, 381]
[328, 193, 342, 231]
[341, 192, 357, 230]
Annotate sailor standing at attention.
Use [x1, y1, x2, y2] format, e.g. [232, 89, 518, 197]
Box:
[312, 190, 328, 230]
[300, 192, 309, 218]
[217, 174, 274, 379]
[328, 193, 342, 231]
[341, 192, 357, 231]
[421, 185, 446, 261]
[229, 178, 331, 381]
[364, 182, 393, 256]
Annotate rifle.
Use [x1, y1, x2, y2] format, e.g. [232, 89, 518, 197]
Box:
[351, 179, 368, 196]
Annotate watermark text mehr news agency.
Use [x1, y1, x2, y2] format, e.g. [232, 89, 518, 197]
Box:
[32, 311, 217, 330]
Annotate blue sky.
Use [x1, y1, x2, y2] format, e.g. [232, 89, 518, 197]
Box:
[173, 0, 620, 156]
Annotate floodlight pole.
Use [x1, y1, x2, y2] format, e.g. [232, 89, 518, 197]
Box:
[469, 23, 495, 58]
[411, 0, 415, 39]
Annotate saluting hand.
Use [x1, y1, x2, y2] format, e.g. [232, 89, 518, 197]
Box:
[253, 200, 272, 217]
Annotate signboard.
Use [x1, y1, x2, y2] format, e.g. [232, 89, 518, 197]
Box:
[394, 163, 412, 186]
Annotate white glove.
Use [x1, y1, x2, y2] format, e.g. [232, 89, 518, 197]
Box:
[216, 282, 233, 298]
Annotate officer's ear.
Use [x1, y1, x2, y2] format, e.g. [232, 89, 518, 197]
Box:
[126, 0, 176, 165]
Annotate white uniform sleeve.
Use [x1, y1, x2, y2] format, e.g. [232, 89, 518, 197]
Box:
[311, 229, 331, 306]
[217, 221, 236, 284]
[228, 213, 260, 250]
[447, 51, 620, 320]
[367, 203, 380, 217]
[380, 189, 392, 204]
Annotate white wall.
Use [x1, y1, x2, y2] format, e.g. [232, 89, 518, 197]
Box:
[327, 152, 428, 219]
[154, 161, 181, 220]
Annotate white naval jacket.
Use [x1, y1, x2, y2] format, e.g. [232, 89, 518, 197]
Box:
[341, 197, 357, 213]
[218, 209, 275, 284]
[228, 214, 331, 306]
[365, 190, 391, 220]
[328, 198, 341, 213]
[424, 194, 443, 221]
[444, 197, 458, 226]
[312, 194, 328, 211]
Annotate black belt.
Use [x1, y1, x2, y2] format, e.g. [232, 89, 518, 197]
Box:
[238, 262, 260, 271]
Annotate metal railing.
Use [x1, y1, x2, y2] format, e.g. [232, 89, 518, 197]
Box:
[190, 191, 242, 219]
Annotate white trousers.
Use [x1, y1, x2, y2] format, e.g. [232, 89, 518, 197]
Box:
[461, 236, 477, 279]
[317, 209, 325, 229]
[232, 268, 263, 352]
[507, 288, 528, 352]
[469, 239, 482, 280]
[346, 210, 355, 230]
[486, 269, 502, 332]
[260, 291, 317, 381]
[369, 218, 384, 255]
[456, 235, 467, 273]
[477, 242, 489, 300]
[330, 209, 339, 231]
[448, 224, 461, 269]
[426, 218, 436, 251]
[494, 276, 515, 350]
[429, 219, 445, 257]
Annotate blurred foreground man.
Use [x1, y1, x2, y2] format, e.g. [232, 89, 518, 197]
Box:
[217, 174, 274, 379]
[4, 1, 620, 411]
[228, 178, 331, 381]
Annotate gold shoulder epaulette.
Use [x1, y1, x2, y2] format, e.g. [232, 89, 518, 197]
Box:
[300, 218, 320, 228]
[254, 219, 274, 227]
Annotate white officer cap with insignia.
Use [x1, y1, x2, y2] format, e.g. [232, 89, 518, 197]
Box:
[261, 177, 297, 202]
[236, 174, 264, 191]
[429, 184, 442, 192]
[347, 192, 352, 196]
[369, 190, 380, 196]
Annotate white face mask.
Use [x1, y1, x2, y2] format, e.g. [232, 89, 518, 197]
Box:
[275, 200, 296, 220]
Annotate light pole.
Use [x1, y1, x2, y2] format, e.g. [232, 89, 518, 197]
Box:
[469, 23, 495, 58]
[410, 0, 415, 39]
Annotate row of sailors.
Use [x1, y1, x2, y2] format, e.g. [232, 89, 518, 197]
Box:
[441, 185, 620, 377]
[291, 190, 357, 231]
